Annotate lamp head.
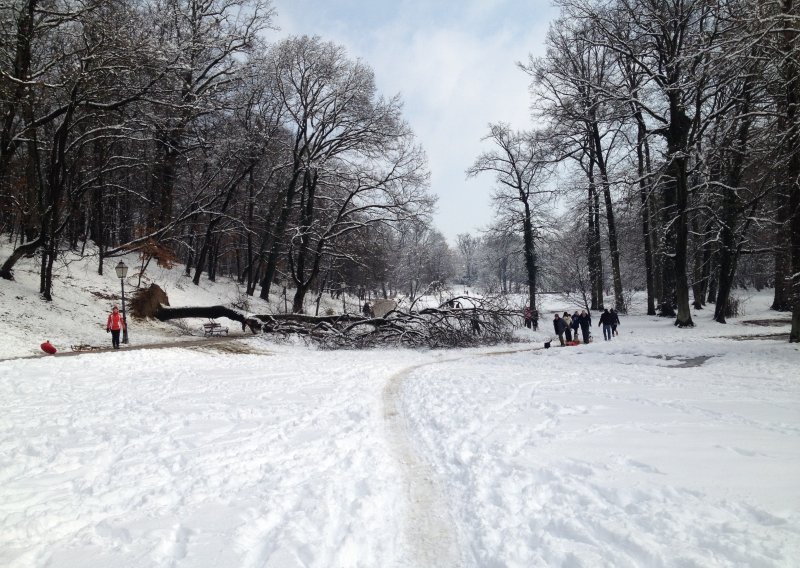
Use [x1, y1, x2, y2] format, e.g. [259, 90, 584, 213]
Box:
[115, 260, 128, 279]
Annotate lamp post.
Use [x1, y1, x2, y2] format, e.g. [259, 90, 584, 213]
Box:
[114, 260, 129, 344]
[341, 281, 347, 313]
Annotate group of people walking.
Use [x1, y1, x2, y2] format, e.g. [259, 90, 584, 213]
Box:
[547, 307, 621, 346]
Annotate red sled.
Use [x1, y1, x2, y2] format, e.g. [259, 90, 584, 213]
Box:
[565, 340, 580, 346]
[40, 341, 57, 355]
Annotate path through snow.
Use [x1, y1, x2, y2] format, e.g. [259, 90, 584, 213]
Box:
[381, 345, 544, 567]
[383, 362, 461, 567]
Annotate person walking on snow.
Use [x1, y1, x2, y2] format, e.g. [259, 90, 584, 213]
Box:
[553, 313, 567, 346]
[610, 308, 621, 336]
[579, 310, 591, 343]
[562, 312, 573, 342]
[571, 311, 581, 341]
[523, 306, 532, 329]
[106, 305, 126, 349]
[598, 308, 613, 341]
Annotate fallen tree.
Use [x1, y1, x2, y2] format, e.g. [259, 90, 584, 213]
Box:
[258, 296, 518, 348]
[132, 286, 519, 348]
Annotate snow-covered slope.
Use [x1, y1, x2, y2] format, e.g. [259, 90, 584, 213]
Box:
[0, 244, 365, 359]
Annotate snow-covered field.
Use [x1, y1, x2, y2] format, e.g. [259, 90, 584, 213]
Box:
[1, 246, 798, 566]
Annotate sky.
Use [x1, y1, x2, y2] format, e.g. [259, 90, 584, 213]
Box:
[271, 0, 560, 243]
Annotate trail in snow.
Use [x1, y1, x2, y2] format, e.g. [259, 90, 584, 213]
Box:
[0, 335, 255, 362]
[383, 362, 461, 567]
[381, 345, 541, 567]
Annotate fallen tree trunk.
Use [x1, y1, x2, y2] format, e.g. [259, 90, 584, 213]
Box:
[154, 305, 262, 334]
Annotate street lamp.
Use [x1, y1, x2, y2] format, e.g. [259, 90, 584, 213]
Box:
[114, 260, 129, 344]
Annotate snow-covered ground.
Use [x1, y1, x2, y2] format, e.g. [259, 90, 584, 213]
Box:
[1, 246, 798, 566]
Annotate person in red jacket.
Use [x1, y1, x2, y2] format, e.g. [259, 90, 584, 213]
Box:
[106, 306, 126, 349]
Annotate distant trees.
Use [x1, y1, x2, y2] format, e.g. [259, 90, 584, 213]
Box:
[0, 2, 435, 314]
[455, 233, 478, 285]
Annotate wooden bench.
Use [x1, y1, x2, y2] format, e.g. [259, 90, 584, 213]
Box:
[202, 321, 229, 337]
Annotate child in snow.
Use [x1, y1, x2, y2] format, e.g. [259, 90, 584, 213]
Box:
[610, 308, 621, 336]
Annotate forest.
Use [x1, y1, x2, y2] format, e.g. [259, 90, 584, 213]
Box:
[1, 0, 798, 342]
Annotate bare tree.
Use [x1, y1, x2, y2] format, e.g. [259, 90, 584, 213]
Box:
[468, 124, 552, 311]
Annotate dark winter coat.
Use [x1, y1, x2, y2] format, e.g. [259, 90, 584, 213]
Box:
[579, 313, 591, 330]
[599, 311, 613, 326]
[553, 317, 567, 335]
[571, 313, 580, 330]
[611, 310, 620, 325]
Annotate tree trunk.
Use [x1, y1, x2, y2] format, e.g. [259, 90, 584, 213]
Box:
[714, 75, 754, 324]
[289, 169, 317, 313]
[247, 179, 288, 296]
[691, 217, 704, 310]
[39, 99, 76, 300]
[0, 0, 36, 182]
[634, 113, 657, 315]
[154, 305, 261, 333]
[772, 185, 792, 311]
[673, 153, 693, 327]
[151, 137, 179, 228]
[592, 180, 603, 309]
[590, 124, 625, 312]
[586, 155, 602, 310]
[651, 191, 664, 304]
[522, 198, 538, 311]
[659, 96, 694, 322]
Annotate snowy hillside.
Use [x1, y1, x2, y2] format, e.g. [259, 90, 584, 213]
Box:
[0, 244, 367, 360]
